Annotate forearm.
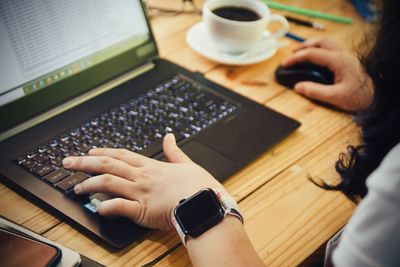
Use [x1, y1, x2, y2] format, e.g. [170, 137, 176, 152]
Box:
[64, 137, 263, 265]
[185, 217, 264, 267]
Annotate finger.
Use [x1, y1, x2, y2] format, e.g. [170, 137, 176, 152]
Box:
[281, 48, 337, 70]
[74, 174, 138, 198]
[294, 81, 337, 104]
[63, 156, 137, 179]
[88, 148, 150, 167]
[97, 198, 142, 223]
[162, 133, 192, 164]
[293, 37, 339, 52]
[292, 38, 321, 52]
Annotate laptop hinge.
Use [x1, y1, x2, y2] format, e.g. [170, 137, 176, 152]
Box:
[0, 61, 155, 142]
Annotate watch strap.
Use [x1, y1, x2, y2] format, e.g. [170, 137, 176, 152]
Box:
[214, 188, 244, 224]
[172, 188, 244, 245]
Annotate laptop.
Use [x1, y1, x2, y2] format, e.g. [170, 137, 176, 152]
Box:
[0, 0, 300, 248]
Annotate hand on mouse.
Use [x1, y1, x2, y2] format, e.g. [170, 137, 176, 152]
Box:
[62, 134, 223, 231]
[281, 37, 374, 112]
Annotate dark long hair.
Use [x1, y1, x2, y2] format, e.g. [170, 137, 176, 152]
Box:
[319, 0, 400, 202]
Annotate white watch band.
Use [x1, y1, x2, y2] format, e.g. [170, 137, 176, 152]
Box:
[172, 188, 244, 245]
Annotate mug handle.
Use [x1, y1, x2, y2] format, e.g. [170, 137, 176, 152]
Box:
[268, 14, 289, 39]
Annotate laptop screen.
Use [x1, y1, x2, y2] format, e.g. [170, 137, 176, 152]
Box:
[0, 0, 157, 135]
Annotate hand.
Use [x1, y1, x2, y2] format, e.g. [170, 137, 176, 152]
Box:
[281, 37, 374, 112]
[62, 134, 223, 231]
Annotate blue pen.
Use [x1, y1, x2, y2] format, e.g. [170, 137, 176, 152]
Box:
[285, 32, 306, 42]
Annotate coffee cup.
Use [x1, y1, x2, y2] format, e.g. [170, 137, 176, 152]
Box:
[203, 0, 289, 54]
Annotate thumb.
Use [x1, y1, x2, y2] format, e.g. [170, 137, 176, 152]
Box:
[163, 133, 192, 163]
[294, 81, 336, 104]
[97, 198, 142, 222]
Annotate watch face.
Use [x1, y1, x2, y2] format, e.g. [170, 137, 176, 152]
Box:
[175, 189, 224, 237]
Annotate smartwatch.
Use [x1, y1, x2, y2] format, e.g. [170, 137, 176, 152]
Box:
[172, 188, 243, 245]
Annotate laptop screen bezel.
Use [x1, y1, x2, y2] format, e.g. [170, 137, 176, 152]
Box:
[0, 0, 158, 137]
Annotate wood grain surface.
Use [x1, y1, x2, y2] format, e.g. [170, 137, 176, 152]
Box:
[0, 0, 369, 266]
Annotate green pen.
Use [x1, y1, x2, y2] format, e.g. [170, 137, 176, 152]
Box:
[262, 0, 353, 24]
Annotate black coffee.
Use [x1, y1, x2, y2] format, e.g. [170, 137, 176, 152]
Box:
[212, 6, 261, 22]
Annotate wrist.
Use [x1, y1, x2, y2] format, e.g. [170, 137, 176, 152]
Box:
[185, 215, 243, 247]
[171, 188, 244, 245]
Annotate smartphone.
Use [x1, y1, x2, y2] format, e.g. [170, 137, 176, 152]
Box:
[0, 228, 62, 267]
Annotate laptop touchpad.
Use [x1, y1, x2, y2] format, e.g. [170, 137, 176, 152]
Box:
[179, 141, 235, 182]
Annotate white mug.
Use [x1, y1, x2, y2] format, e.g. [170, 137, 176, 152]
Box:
[203, 0, 289, 54]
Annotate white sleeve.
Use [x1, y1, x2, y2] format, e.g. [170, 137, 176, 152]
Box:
[332, 144, 400, 267]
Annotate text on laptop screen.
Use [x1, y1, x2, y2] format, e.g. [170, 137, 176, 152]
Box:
[0, 0, 157, 134]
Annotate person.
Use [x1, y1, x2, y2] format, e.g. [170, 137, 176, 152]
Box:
[62, 0, 400, 266]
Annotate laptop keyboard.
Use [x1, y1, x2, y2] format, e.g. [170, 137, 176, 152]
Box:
[16, 74, 239, 197]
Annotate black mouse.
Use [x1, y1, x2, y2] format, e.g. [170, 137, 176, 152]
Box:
[275, 63, 335, 89]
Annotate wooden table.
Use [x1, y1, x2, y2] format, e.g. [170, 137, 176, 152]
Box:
[0, 0, 367, 266]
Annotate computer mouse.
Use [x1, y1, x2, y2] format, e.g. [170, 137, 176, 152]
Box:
[275, 63, 335, 89]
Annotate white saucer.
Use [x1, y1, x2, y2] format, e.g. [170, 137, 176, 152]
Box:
[186, 22, 278, 65]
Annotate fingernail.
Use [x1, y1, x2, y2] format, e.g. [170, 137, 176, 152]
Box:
[74, 184, 81, 194]
[165, 133, 175, 142]
[63, 157, 72, 167]
[170, 133, 176, 142]
[294, 83, 303, 91]
[96, 204, 102, 213]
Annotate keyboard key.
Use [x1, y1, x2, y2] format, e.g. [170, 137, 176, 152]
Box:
[62, 149, 80, 157]
[50, 157, 63, 167]
[20, 159, 37, 170]
[38, 146, 48, 153]
[49, 139, 59, 147]
[55, 172, 90, 192]
[17, 155, 26, 164]
[61, 139, 74, 148]
[76, 143, 91, 153]
[88, 136, 102, 146]
[33, 164, 55, 177]
[35, 153, 49, 164]
[71, 134, 84, 143]
[43, 168, 70, 184]
[60, 133, 70, 141]
[26, 151, 37, 159]
[101, 140, 116, 149]
[46, 146, 61, 156]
